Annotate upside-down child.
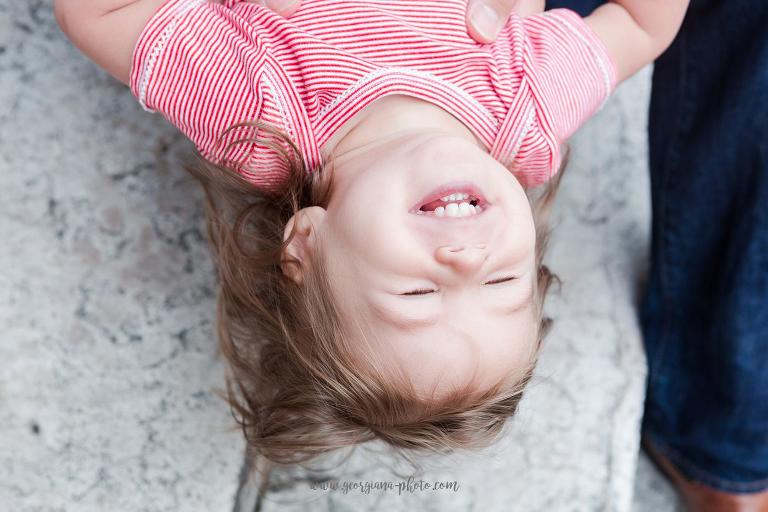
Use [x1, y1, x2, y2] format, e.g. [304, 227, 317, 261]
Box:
[55, 0, 689, 465]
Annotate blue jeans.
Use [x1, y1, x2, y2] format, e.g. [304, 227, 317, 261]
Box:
[547, 0, 768, 493]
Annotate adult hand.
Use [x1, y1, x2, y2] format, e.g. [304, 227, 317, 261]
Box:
[466, 0, 544, 43]
[247, 0, 545, 43]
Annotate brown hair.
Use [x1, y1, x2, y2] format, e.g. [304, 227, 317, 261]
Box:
[182, 120, 566, 474]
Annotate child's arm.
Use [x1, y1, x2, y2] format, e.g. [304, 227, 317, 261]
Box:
[585, 0, 690, 84]
[496, 0, 688, 186]
[54, 0, 170, 85]
[55, 0, 296, 191]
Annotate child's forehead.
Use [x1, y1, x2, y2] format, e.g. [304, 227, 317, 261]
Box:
[374, 321, 538, 400]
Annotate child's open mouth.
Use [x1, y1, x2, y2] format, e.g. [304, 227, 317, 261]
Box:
[413, 182, 489, 218]
[417, 193, 485, 218]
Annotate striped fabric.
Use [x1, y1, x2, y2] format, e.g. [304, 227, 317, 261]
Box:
[130, 0, 617, 193]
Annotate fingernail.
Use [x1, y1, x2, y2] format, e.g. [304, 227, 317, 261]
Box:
[471, 4, 502, 41]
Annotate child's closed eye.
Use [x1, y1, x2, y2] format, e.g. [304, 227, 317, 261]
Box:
[401, 275, 518, 296]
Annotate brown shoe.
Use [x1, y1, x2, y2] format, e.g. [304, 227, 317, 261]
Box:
[642, 437, 768, 512]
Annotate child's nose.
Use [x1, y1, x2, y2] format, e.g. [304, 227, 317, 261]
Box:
[434, 244, 489, 274]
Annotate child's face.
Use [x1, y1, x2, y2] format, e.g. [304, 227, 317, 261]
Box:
[294, 130, 538, 397]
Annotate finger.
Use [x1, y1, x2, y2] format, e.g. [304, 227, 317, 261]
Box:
[246, 0, 302, 17]
[516, 0, 545, 16]
[466, 0, 518, 43]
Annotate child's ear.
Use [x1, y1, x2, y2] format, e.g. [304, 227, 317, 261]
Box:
[281, 206, 326, 285]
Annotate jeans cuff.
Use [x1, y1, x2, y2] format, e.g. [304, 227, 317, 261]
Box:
[643, 431, 768, 494]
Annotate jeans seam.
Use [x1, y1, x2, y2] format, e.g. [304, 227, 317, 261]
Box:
[647, 32, 687, 392]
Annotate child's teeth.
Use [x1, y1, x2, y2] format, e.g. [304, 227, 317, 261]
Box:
[427, 193, 479, 215]
[440, 193, 469, 202]
[445, 203, 460, 216]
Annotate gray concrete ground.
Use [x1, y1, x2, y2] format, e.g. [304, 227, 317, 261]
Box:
[1, 1, 683, 510]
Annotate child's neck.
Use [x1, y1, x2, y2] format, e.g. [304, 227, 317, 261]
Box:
[320, 95, 485, 166]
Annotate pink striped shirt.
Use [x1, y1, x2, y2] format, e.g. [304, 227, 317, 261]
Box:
[130, 0, 617, 193]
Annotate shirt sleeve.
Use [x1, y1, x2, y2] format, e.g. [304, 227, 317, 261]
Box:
[522, 8, 618, 142]
[501, 8, 618, 187]
[129, 0, 292, 190]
